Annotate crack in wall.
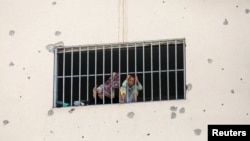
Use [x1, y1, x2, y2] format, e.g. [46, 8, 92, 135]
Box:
[118, 0, 128, 42]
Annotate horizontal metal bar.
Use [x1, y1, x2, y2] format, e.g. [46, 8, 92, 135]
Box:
[56, 38, 186, 52]
[57, 69, 185, 78]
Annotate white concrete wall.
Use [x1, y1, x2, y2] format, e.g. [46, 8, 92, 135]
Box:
[1, 0, 250, 141]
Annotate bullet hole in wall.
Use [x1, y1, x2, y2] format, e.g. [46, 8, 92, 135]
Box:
[179, 107, 185, 114]
[221, 103, 224, 106]
[46, 44, 55, 52]
[171, 112, 176, 119]
[240, 78, 243, 81]
[231, 89, 235, 94]
[236, 5, 239, 8]
[9, 30, 15, 36]
[194, 129, 202, 136]
[162, 1, 165, 3]
[203, 109, 206, 112]
[207, 58, 213, 63]
[221, 68, 224, 70]
[27, 76, 31, 80]
[9, 62, 14, 66]
[52, 1, 57, 5]
[127, 112, 135, 119]
[245, 9, 250, 14]
[55, 31, 61, 36]
[48, 109, 54, 116]
[20, 96, 22, 98]
[50, 130, 54, 134]
[223, 19, 228, 25]
[186, 83, 192, 92]
[3, 120, 9, 125]
[46, 41, 64, 52]
[69, 108, 75, 113]
[147, 133, 150, 136]
[116, 120, 119, 123]
[170, 106, 177, 111]
[38, 50, 41, 53]
[82, 136, 84, 138]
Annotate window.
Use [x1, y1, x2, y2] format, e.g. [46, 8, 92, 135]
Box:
[53, 39, 186, 107]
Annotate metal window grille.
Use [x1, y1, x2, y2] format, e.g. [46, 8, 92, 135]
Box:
[53, 39, 186, 107]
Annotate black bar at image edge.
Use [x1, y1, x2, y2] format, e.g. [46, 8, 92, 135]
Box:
[208, 125, 250, 141]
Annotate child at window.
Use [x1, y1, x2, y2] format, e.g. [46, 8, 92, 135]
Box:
[90, 72, 120, 104]
[120, 75, 142, 103]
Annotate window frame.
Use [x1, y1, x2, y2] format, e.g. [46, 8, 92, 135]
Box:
[53, 39, 186, 108]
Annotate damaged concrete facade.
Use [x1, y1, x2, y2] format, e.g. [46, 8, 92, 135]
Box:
[0, 0, 250, 141]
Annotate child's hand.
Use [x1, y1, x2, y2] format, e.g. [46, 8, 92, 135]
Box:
[135, 76, 139, 83]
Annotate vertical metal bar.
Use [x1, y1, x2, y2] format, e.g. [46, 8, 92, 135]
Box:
[167, 41, 169, 100]
[53, 49, 58, 107]
[127, 44, 129, 74]
[158, 42, 162, 101]
[126, 43, 129, 102]
[183, 40, 186, 99]
[119, 44, 121, 103]
[134, 43, 137, 102]
[62, 48, 65, 106]
[142, 42, 145, 102]
[79, 47, 81, 104]
[175, 40, 178, 99]
[70, 48, 73, 106]
[135, 43, 137, 75]
[111, 45, 113, 104]
[102, 45, 105, 104]
[86, 47, 89, 101]
[94, 46, 97, 104]
[150, 42, 153, 101]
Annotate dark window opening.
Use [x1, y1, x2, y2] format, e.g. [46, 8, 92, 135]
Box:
[53, 39, 186, 107]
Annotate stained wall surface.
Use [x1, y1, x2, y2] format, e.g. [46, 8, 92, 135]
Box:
[0, 0, 250, 141]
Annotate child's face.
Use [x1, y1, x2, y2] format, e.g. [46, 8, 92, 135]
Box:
[128, 77, 135, 87]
